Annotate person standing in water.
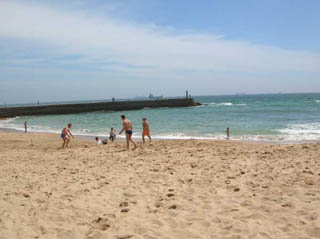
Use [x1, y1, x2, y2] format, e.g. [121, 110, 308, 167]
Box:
[24, 121, 28, 133]
[142, 117, 151, 143]
[61, 123, 74, 148]
[226, 127, 230, 140]
[119, 115, 137, 150]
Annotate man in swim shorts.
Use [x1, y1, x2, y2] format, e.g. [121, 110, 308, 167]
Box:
[61, 123, 74, 148]
[119, 115, 137, 150]
[142, 117, 151, 143]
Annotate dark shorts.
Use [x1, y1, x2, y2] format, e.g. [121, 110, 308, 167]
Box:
[125, 130, 133, 135]
[61, 133, 65, 139]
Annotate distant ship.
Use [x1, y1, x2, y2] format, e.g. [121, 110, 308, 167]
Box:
[148, 93, 163, 100]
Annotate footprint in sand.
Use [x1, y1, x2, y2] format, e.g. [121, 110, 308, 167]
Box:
[92, 217, 110, 231]
[115, 234, 133, 239]
[119, 201, 129, 207]
[91, 214, 115, 231]
[152, 219, 164, 227]
[164, 217, 178, 228]
[121, 208, 130, 213]
[306, 227, 320, 238]
[167, 193, 175, 198]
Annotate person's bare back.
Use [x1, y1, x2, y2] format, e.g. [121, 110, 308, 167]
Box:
[122, 119, 132, 131]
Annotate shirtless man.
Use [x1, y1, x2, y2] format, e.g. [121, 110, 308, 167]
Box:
[61, 123, 74, 148]
[119, 115, 137, 150]
[142, 117, 151, 143]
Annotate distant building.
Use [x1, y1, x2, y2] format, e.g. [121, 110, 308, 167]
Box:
[148, 93, 163, 100]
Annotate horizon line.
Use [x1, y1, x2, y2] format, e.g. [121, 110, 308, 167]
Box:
[2, 91, 320, 106]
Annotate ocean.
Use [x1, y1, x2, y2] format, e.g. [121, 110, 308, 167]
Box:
[1, 93, 320, 142]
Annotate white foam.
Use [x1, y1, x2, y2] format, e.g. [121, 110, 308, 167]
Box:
[235, 104, 246, 106]
[206, 102, 216, 105]
[316, 100, 320, 103]
[277, 122, 320, 141]
[0, 118, 62, 134]
[147, 130, 320, 142]
[0, 117, 22, 130]
[149, 133, 226, 140]
[205, 102, 246, 107]
[77, 128, 91, 134]
[219, 102, 233, 106]
[0, 117, 19, 124]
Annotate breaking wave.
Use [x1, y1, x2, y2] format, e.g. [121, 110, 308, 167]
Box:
[204, 102, 246, 107]
[277, 122, 320, 141]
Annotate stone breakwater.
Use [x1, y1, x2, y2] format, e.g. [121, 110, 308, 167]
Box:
[0, 98, 199, 118]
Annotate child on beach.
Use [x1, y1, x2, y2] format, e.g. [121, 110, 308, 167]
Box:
[119, 115, 137, 150]
[95, 137, 107, 145]
[142, 117, 151, 143]
[109, 128, 116, 142]
[61, 123, 74, 148]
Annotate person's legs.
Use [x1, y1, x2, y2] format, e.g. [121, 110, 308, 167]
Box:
[61, 134, 66, 148]
[65, 138, 70, 147]
[125, 133, 130, 150]
[142, 134, 145, 143]
[129, 134, 137, 149]
[62, 138, 69, 148]
[148, 135, 152, 142]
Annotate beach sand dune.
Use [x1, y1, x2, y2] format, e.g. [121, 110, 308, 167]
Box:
[0, 132, 320, 239]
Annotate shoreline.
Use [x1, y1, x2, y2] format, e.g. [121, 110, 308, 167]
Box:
[0, 127, 318, 145]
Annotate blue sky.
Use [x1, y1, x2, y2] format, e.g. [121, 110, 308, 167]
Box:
[0, 0, 319, 103]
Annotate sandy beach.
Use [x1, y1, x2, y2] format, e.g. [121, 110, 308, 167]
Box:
[1, 132, 320, 239]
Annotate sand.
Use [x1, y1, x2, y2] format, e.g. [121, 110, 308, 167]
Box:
[0, 132, 320, 239]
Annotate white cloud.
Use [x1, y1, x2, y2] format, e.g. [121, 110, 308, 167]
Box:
[0, 0, 319, 76]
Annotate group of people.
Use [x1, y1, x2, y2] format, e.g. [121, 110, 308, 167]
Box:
[26, 115, 230, 149]
[61, 115, 152, 150]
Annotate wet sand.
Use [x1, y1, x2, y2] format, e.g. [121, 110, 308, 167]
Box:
[1, 132, 320, 239]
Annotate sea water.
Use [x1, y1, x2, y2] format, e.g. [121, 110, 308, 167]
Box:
[1, 93, 320, 142]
